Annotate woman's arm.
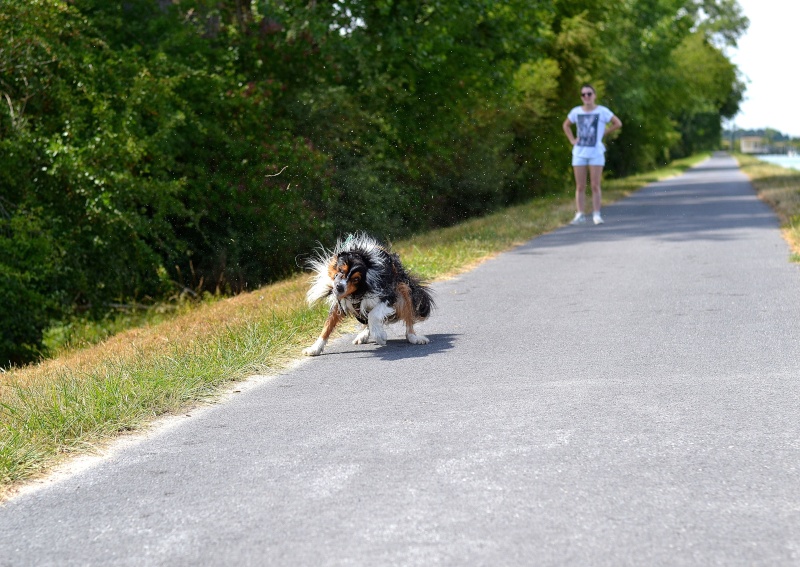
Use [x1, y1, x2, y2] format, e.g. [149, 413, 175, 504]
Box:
[606, 115, 622, 135]
[562, 118, 577, 145]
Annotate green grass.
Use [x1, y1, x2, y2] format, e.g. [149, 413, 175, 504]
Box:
[0, 153, 711, 498]
[42, 294, 223, 358]
[734, 153, 800, 261]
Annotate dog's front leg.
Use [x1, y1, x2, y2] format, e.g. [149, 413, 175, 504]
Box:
[303, 305, 343, 356]
[352, 325, 370, 345]
[366, 302, 394, 346]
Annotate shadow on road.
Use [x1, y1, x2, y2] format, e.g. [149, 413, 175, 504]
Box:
[516, 160, 777, 252]
[324, 333, 458, 361]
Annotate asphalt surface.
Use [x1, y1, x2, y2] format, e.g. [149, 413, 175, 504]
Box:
[1, 153, 799, 566]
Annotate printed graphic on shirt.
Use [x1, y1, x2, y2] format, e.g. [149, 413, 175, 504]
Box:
[576, 114, 599, 147]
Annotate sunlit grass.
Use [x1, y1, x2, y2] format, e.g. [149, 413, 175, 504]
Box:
[42, 298, 215, 358]
[735, 153, 800, 260]
[0, 153, 709, 498]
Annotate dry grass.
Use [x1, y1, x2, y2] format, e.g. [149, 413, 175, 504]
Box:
[2, 277, 310, 392]
[0, 153, 709, 498]
[735, 153, 800, 259]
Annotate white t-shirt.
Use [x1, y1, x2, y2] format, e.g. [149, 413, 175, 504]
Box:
[567, 105, 615, 159]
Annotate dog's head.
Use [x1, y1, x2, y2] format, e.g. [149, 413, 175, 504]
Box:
[329, 252, 368, 299]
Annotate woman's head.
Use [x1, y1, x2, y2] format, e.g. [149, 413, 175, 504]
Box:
[580, 84, 596, 101]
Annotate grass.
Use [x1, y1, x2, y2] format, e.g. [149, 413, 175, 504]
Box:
[41, 297, 216, 359]
[734, 153, 800, 261]
[0, 152, 732, 499]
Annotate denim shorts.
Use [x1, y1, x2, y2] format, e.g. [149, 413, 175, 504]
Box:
[572, 154, 606, 167]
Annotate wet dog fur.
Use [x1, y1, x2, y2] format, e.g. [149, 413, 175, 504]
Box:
[303, 233, 434, 356]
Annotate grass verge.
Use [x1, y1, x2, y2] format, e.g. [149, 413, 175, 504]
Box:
[0, 153, 710, 499]
[734, 153, 800, 261]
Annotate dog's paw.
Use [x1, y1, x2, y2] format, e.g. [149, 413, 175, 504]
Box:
[353, 328, 371, 345]
[303, 338, 326, 356]
[373, 329, 387, 346]
[407, 333, 430, 345]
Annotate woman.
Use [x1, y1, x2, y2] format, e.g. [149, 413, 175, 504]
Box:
[562, 85, 622, 225]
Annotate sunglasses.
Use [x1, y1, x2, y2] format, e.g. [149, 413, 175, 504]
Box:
[581, 92, 594, 97]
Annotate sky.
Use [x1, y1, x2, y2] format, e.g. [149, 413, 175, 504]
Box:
[728, 0, 800, 137]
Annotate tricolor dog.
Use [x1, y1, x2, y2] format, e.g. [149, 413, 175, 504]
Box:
[303, 233, 434, 356]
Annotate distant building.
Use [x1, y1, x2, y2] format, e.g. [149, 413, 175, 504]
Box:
[740, 136, 769, 154]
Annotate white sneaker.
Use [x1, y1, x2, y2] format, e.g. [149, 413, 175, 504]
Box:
[593, 213, 604, 225]
[570, 213, 586, 225]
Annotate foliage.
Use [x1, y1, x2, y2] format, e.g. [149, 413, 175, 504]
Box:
[668, 32, 744, 156]
[1, 0, 747, 363]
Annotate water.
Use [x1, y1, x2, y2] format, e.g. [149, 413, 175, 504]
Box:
[756, 154, 800, 171]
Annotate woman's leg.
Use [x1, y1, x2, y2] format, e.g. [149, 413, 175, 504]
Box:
[589, 165, 604, 213]
[573, 165, 588, 213]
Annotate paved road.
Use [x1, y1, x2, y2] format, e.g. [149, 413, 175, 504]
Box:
[2, 154, 799, 566]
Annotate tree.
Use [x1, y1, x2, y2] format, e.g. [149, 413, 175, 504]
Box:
[669, 32, 744, 155]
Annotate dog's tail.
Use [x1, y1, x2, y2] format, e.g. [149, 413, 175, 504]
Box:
[305, 244, 334, 306]
[410, 279, 435, 320]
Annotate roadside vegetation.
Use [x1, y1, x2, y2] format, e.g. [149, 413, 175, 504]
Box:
[735, 154, 800, 261]
[0, 154, 708, 499]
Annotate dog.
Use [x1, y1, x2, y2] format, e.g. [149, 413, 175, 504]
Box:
[303, 233, 434, 356]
